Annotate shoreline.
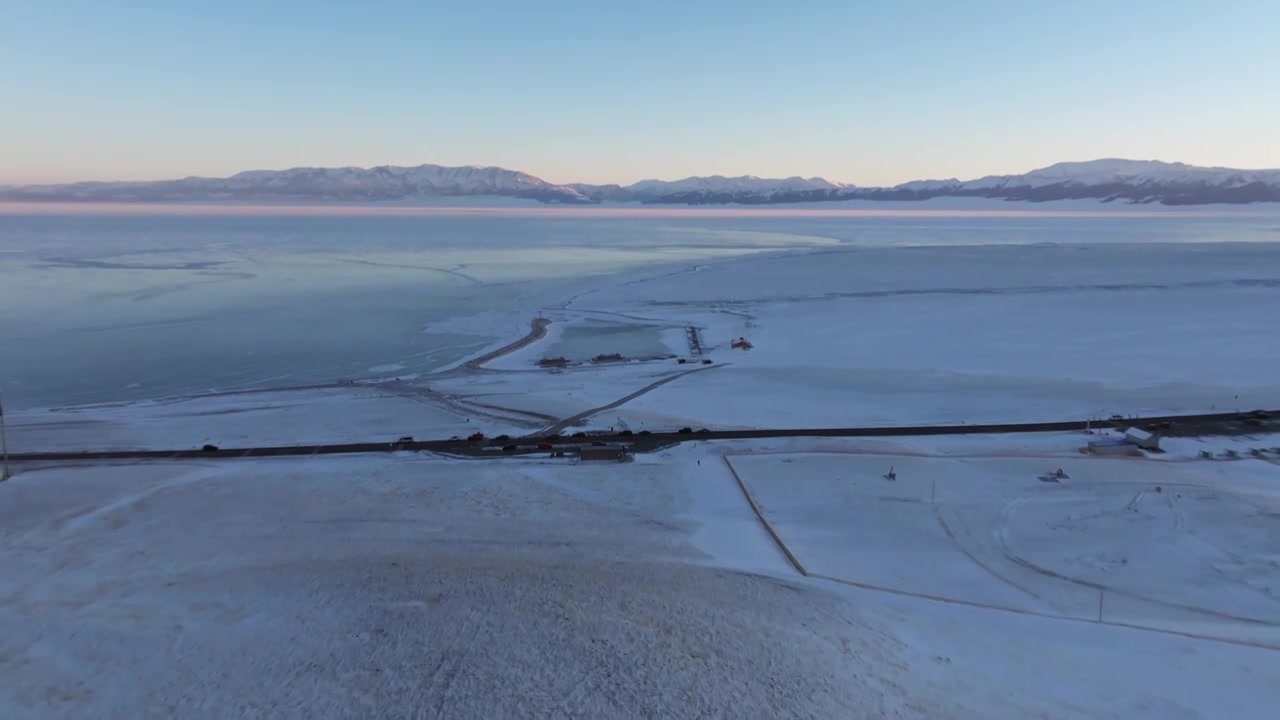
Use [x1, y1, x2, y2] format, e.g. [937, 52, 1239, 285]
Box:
[463, 317, 551, 371]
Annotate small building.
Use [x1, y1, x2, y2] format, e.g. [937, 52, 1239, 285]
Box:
[1123, 427, 1160, 451]
[1086, 439, 1142, 457]
[578, 445, 631, 462]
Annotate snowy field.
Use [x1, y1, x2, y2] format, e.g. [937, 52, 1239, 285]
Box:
[5, 211, 1280, 717]
[2, 386, 481, 453]
[727, 450, 1280, 644]
[3, 440, 1278, 718]
[408, 241, 1280, 435]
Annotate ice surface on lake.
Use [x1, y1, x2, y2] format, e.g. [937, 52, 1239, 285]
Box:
[2, 209, 1279, 410]
[542, 320, 677, 362]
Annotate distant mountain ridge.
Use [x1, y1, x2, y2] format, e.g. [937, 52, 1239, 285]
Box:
[6, 159, 1280, 206]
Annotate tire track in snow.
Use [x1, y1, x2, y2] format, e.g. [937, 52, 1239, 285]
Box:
[540, 364, 723, 435]
[723, 457, 1280, 652]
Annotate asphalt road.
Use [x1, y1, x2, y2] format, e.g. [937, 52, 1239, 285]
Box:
[7, 409, 1276, 464]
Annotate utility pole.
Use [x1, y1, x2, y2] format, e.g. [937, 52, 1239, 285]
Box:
[0, 391, 10, 481]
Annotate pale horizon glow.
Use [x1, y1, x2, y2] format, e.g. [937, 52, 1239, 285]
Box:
[3, 201, 1271, 220]
[3, 0, 1278, 186]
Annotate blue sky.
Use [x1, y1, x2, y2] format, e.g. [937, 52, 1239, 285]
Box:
[3, 0, 1277, 185]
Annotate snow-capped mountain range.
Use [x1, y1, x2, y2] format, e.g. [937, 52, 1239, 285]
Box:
[6, 159, 1280, 206]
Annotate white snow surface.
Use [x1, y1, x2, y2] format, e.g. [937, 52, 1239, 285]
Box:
[7, 223, 1280, 717]
[4, 438, 1278, 718]
[3, 386, 488, 453]
[412, 242, 1280, 434]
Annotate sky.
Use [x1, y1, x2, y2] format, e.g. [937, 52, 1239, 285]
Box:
[2, 0, 1278, 186]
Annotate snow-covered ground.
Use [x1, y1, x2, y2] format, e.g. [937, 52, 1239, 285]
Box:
[405, 241, 1280, 435]
[9, 239, 1280, 450]
[4, 439, 1277, 718]
[6, 216, 1280, 717]
[3, 386, 480, 453]
[727, 450, 1280, 642]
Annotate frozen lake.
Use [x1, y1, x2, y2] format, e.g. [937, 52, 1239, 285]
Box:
[2, 206, 1278, 411]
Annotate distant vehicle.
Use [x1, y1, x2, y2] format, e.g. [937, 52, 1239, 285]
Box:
[467, 432, 485, 442]
[701, 359, 713, 365]
[677, 358, 688, 364]
[678, 427, 693, 434]
[502, 444, 517, 452]
[538, 442, 553, 450]
[396, 436, 413, 443]
[618, 429, 633, 437]
[1109, 414, 1124, 421]
[201, 444, 219, 452]
[449, 435, 461, 441]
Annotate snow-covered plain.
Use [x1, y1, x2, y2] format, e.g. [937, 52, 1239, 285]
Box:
[412, 241, 1280, 434]
[728, 451, 1280, 640]
[4, 440, 1278, 718]
[4, 386, 479, 453]
[6, 212, 1280, 717]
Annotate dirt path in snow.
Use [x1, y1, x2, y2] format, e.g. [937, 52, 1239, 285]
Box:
[464, 317, 551, 370]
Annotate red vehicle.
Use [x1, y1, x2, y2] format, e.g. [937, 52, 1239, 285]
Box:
[467, 432, 485, 442]
[537, 441, 553, 450]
